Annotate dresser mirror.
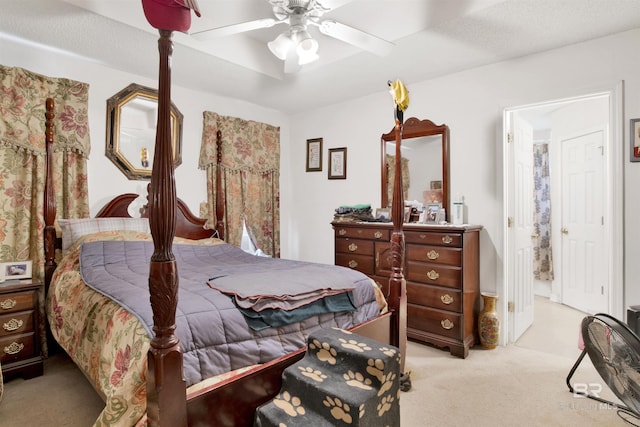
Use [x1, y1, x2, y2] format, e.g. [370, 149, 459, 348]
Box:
[380, 117, 450, 221]
[106, 83, 183, 180]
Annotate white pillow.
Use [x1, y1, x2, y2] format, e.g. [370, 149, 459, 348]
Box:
[58, 217, 150, 252]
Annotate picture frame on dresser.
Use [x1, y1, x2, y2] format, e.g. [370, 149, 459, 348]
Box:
[1, 260, 32, 281]
[425, 203, 441, 223]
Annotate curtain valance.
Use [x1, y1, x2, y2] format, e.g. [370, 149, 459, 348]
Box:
[0, 65, 90, 157]
[199, 111, 279, 172]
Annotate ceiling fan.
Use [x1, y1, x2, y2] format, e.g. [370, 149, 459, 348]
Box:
[191, 0, 394, 73]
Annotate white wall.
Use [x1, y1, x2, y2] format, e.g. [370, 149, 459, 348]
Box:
[288, 28, 640, 328]
[4, 28, 640, 335]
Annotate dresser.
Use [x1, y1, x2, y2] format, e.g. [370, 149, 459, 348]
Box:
[332, 222, 482, 358]
[0, 280, 43, 379]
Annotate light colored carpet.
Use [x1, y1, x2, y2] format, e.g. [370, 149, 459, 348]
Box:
[0, 297, 635, 426]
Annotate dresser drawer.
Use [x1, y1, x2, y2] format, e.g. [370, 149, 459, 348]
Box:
[336, 253, 374, 275]
[406, 244, 462, 266]
[335, 238, 374, 256]
[406, 260, 461, 288]
[335, 226, 389, 241]
[0, 332, 36, 363]
[407, 282, 462, 312]
[0, 310, 34, 337]
[407, 304, 462, 340]
[0, 290, 36, 314]
[404, 230, 462, 247]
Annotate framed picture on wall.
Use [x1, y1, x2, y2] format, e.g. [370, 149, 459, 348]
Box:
[328, 147, 347, 179]
[631, 119, 640, 162]
[306, 138, 323, 171]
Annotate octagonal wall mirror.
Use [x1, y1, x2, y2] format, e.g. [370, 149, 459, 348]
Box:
[381, 117, 450, 222]
[106, 83, 183, 180]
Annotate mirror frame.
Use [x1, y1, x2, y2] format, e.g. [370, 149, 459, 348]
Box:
[106, 83, 183, 180]
[381, 117, 450, 221]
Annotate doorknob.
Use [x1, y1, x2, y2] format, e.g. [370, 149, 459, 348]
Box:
[561, 228, 569, 234]
[531, 233, 539, 238]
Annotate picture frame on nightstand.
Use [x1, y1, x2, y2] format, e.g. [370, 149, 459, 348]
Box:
[1, 260, 32, 281]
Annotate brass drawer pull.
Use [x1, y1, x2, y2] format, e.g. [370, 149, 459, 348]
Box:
[3, 318, 23, 331]
[426, 270, 440, 280]
[440, 294, 454, 305]
[442, 235, 453, 244]
[427, 249, 439, 260]
[338, 229, 347, 236]
[0, 298, 17, 310]
[375, 252, 379, 269]
[441, 319, 454, 330]
[4, 341, 24, 355]
[348, 260, 358, 268]
[348, 243, 358, 252]
[374, 231, 383, 239]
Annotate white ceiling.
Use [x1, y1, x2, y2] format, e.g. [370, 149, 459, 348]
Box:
[2, 0, 640, 114]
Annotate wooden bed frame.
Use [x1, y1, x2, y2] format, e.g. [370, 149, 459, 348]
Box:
[42, 30, 408, 427]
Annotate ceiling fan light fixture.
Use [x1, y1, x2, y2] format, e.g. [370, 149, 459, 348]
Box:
[295, 30, 318, 64]
[268, 32, 293, 60]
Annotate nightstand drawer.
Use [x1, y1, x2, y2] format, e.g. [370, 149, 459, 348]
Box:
[0, 290, 36, 314]
[0, 310, 34, 337]
[0, 332, 36, 363]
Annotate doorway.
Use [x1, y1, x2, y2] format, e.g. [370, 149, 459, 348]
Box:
[502, 85, 624, 344]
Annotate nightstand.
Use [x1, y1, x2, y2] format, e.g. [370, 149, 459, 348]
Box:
[0, 280, 43, 379]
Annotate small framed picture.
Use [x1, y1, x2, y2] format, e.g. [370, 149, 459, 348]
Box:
[2, 260, 32, 280]
[328, 147, 347, 180]
[425, 203, 442, 224]
[630, 119, 640, 162]
[306, 138, 323, 172]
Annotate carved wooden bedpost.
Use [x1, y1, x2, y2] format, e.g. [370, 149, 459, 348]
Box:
[215, 130, 225, 240]
[146, 29, 187, 427]
[43, 98, 57, 295]
[389, 115, 408, 374]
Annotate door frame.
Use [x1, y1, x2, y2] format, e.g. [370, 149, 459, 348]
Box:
[501, 82, 624, 345]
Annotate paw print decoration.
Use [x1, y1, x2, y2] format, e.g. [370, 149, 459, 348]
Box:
[309, 339, 338, 365]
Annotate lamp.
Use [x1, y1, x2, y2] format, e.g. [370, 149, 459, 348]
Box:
[268, 31, 294, 60]
[295, 29, 318, 65]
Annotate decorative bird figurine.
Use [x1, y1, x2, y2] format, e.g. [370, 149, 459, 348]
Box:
[141, 0, 201, 32]
[388, 79, 410, 123]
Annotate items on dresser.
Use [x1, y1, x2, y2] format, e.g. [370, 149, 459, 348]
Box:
[332, 222, 481, 358]
[0, 280, 43, 379]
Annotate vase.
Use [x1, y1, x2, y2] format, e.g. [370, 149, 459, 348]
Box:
[478, 292, 499, 349]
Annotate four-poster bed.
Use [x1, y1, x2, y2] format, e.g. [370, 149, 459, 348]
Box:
[41, 3, 409, 426]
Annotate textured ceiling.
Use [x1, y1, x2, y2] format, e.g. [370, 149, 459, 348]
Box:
[2, 0, 640, 114]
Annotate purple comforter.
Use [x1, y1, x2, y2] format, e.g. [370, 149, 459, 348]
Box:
[79, 241, 381, 386]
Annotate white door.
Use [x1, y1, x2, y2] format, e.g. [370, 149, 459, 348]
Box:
[560, 128, 608, 313]
[508, 113, 535, 342]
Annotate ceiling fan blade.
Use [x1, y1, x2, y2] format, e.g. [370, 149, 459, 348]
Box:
[317, 20, 393, 56]
[191, 18, 284, 40]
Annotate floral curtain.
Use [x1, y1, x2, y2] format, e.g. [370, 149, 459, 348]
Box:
[199, 111, 280, 257]
[533, 143, 554, 280]
[0, 65, 90, 355]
